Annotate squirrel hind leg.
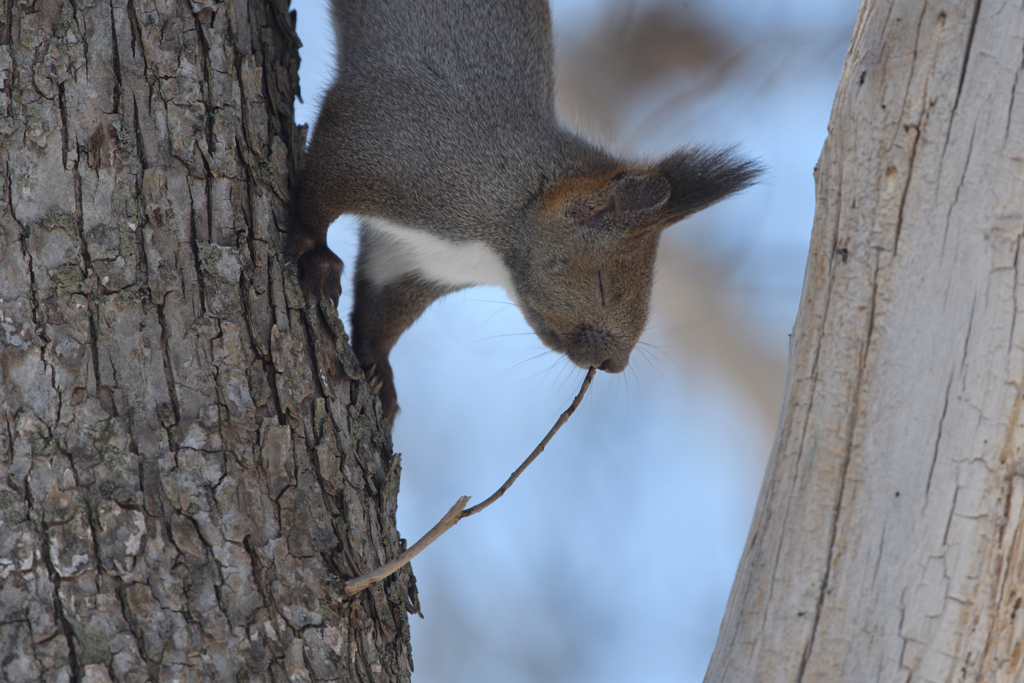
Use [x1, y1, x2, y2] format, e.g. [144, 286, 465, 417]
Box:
[350, 273, 457, 429]
[363, 358, 399, 424]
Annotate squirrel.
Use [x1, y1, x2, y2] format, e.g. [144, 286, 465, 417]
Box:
[287, 0, 763, 425]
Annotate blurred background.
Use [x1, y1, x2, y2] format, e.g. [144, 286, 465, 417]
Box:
[290, 0, 859, 680]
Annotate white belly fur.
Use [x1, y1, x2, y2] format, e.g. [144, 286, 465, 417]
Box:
[363, 218, 518, 301]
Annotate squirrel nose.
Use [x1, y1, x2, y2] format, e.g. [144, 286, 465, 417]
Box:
[572, 325, 630, 372]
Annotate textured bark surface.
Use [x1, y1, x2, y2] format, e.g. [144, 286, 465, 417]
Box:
[0, 0, 414, 681]
[706, 0, 1024, 681]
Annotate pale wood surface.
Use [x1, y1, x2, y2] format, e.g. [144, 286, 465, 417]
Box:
[707, 0, 1024, 681]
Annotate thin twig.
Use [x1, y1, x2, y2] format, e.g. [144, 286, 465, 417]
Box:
[342, 366, 597, 596]
[461, 366, 597, 517]
[343, 496, 470, 595]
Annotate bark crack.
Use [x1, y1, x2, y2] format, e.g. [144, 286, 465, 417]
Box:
[29, 472, 84, 683]
[1007, 52, 1021, 143]
[962, 294, 976, 374]
[108, 1, 122, 117]
[123, 0, 143, 82]
[155, 299, 182, 426]
[792, 159, 846, 489]
[16, 218, 42, 336]
[2, 159, 12, 214]
[0, 0, 10, 45]
[1012, 238, 1020, 357]
[873, 519, 888, 584]
[130, 94, 147, 172]
[262, 277, 290, 424]
[70, 102, 106, 411]
[57, 83, 70, 170]
[894, 123, 920, 257]
[889, 1, 927, 155]
[243, 534, 291, 645]
[926, 369, 956, 498]
[942, 121, 976, 256]
[951, 0, 983, 123]
[942, 485, 960, 545]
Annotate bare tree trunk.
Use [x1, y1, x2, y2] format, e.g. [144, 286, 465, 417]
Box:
[706, 0, 1024, 681]
[0, 1, 413, 681]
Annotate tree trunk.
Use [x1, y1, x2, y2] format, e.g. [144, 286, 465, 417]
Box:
[0, 1, 413, 681]
[706, 0, 1024, 681]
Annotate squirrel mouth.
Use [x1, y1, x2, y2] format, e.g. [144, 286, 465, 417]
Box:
[534, 325, 630, 373]
[536, 328, 567, 353]
[525, 307, 630, 371]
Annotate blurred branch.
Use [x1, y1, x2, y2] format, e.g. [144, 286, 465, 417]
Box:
[653, 244, 787, 436]
[557, 8, 735, 137]
[556, 4, 852, 140]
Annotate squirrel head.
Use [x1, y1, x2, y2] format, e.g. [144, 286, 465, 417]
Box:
[514, 147, 763, 373]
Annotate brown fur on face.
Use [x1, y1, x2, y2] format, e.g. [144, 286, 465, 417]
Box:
[513, 168, 670, 372]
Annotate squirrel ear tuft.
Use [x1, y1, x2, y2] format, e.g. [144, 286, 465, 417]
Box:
[658, 147, 764, 225]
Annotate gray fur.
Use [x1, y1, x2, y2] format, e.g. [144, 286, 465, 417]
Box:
[287, 0, 764, 425]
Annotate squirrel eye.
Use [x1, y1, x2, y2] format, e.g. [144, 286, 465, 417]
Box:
[596, 270, 619, 307]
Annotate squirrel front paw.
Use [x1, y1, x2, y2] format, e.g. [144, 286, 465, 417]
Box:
[286, 235, 344, 307]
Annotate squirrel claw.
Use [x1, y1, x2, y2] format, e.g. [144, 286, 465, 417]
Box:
[364, 363, 383, 393]
[355, 353, 398, 427]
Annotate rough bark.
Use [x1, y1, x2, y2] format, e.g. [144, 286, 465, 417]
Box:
[706, 0, 1024, 681]
[0, 1, 413, 681]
